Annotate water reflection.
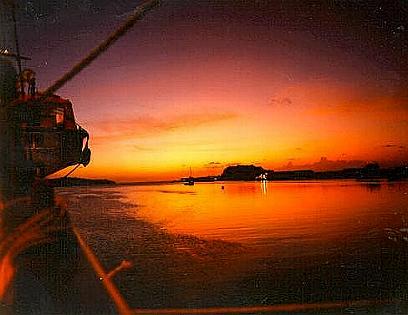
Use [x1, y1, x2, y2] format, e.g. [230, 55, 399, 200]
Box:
[260, 180, 267, 195]
[62, 181, 408, 310]
[360, 181, 382, 192]
[121, 181, 406, 246]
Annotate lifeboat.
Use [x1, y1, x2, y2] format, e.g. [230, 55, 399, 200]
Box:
[7, 93, 90, 179]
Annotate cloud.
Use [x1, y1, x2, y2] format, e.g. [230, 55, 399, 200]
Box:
[382, 144, 406, 150]
[268, 97, 292, 106]
[268, 78, 408, 118]
[279, 156, 367, 171]
[132, 145, 155, 151]
[88, 112, 237, 143]
[204, 161, 224, 169]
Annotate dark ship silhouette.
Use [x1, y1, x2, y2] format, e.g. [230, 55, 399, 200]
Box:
[0, 1, 159, 314]
[1, 65, 91, 190]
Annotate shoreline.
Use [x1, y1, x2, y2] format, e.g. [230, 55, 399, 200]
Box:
[52, 177, 408, 189]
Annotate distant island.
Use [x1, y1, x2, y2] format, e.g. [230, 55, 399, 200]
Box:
[47, 177, 116, 187]
[48, 163, 408, 187]
[181, 163, 408, 183]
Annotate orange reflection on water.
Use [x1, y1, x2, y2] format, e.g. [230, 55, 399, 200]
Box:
[121, 181, 406, 245]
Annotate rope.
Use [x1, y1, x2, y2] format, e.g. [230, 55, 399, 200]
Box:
[63, 164, 81, 178]
[72, 227, 132, 315]
[42, 0, 160, 98]
[131, 299, 396, 314]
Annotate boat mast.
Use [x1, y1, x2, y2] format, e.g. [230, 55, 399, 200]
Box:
[9, 1, 24, 94]
[10, 4, 21, 73]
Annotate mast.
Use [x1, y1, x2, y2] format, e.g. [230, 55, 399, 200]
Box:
[10, 1, 24, 94]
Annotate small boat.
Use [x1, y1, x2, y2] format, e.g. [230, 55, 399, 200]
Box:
[183, 167, 195, 185]
[184, 177, 194, 186]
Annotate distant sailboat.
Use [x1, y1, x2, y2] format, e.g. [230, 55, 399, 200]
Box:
[184, 167, 195, 186]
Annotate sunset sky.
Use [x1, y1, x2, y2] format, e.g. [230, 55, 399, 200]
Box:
[2, 0, 407, 181]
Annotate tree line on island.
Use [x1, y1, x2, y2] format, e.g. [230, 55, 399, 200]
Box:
[182, 163, 408, 183]
[48, 163, 408, 187]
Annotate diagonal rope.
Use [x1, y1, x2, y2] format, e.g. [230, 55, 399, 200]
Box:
[131, 299, 396, 314]
[73, 227, 132, 315]
[42, 0, 160, 98]
[63, 163, 81, 178]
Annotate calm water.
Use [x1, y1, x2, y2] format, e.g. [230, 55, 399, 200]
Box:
[57, 180, 408, 311]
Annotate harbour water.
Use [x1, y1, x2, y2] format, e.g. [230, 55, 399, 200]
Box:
[57, 180, 408, 312]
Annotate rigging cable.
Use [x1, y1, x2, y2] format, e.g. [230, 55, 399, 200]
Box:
[42, 0, 160, 98]
[62, 164, 82, 178]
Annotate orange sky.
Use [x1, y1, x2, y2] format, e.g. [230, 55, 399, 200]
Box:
[61, 71, 407, 181]
[63, 51, 406, 181]
[20, 2, 406, 182]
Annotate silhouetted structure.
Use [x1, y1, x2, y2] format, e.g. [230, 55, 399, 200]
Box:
[184, 163, 408, 182]
[220, 165, 266, 181]
[360, 162, 381, 179]
[270, 170, 314, 180]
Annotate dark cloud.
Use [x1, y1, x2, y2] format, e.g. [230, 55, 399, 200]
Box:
[280, 156, 367, 171]
[268, 97, 293, 106]
[383, 144, 406, 150]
